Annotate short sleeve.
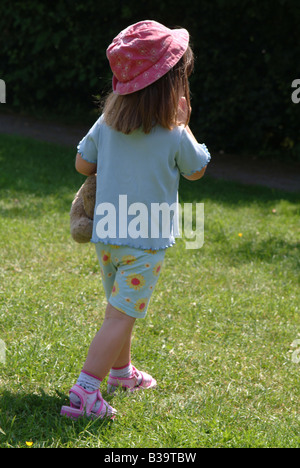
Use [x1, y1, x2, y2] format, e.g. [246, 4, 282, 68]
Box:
[77, 116, 103, 164]
[175, 127, 211, 176]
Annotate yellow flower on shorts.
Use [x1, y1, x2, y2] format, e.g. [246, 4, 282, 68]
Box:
[134, 298, 148, 313]
[153, 261, 163, 276]
[122, 255, 137, 265]
[101, 250, 111, 265]
[144, 249, 157, 254]
[126, 273, 145, 290]
[111, 281, 119, 297]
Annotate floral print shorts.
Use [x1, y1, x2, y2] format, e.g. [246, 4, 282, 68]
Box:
[95, 242, 166, 319]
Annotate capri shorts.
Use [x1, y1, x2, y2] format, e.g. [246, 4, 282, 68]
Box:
[95, 242, 166, 319]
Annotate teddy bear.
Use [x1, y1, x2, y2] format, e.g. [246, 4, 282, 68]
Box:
[70, 174, 96, 243]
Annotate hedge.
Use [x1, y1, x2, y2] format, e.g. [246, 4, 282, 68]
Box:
[1, 0, 299, 159]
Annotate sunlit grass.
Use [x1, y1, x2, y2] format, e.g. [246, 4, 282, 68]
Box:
[0, 133, 299, 447]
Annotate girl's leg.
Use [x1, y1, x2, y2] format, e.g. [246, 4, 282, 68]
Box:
[82, 302, 136, 381]
[111, 334, 132, 369]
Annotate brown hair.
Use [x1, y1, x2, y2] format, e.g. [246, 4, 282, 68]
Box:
[103, 45, 194, 134]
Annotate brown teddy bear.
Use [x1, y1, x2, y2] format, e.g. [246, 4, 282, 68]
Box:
[70, 174, 96, 243]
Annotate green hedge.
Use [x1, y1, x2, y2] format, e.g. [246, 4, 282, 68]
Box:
[1, 0, 299, 159]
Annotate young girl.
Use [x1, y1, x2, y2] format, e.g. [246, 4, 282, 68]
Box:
[61, 20, 210, 420]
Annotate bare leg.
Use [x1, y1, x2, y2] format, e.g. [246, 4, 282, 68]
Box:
[111, 334, 133, 369]
[82, 302, 136, 380]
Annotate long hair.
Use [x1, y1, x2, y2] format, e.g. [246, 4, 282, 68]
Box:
[103, 46, 194, 134]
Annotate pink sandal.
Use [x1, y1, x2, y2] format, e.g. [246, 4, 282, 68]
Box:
[107, 366, 157, 394]
[60, 384, 117, 420]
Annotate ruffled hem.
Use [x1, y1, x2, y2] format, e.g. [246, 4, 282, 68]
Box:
[91, 237, 176, 251]
[181, 144, 211, 176]
[108, 297, 148, 319]
[76, 148, 96, 164]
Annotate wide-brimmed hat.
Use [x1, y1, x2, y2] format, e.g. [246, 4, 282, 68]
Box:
[106, 20, 189, 95]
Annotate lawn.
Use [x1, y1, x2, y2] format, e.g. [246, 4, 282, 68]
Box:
[0, 133, 299, 448]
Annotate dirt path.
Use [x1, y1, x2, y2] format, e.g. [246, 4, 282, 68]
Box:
[0, 111, 299, 193]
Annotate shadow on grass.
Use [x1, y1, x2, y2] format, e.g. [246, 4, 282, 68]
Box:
[0, 134, 86, 218]
[1, 133, 299, 223]
[1, 134, 84, 191]
[0, 389, 114, 447]
[2, 133, 299, 202]
[179, 175, 300, 206]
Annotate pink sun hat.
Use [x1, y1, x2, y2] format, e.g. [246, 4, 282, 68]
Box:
[106, 20, 189, 95]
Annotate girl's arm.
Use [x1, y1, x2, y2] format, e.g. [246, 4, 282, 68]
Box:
[75, 153, 97, 176]
[182, 125, 207, 180]
[177, 98, 208, 180]
[183, 165, 207, 181]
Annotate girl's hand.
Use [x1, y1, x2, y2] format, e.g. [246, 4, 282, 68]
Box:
[177, 96, 191, 126]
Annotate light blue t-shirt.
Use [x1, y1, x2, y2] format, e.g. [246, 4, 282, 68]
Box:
[77, 115, 210, 250]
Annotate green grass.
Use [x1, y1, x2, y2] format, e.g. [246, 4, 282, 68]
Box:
[0, 133, 299, 448]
